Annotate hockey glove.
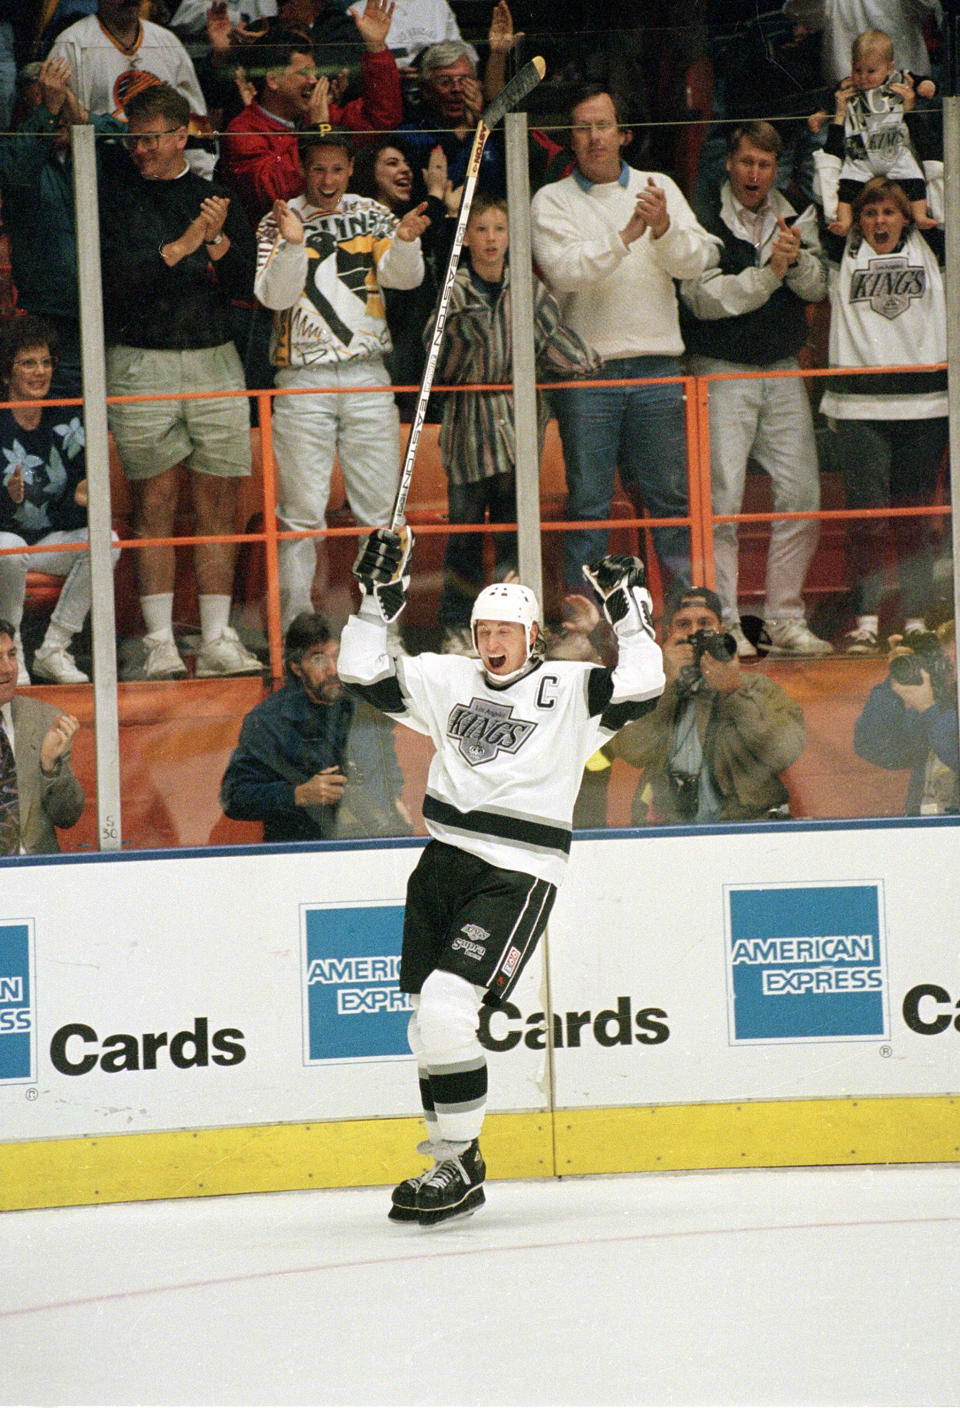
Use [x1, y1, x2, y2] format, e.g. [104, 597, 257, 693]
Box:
[583, 554, 655, 639]
[353, 527, 414, 624]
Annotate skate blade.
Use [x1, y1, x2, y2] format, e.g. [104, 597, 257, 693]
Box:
[417, 1187, 485, 1228]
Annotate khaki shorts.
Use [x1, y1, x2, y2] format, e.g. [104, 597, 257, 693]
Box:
[107, 343, 251, 482]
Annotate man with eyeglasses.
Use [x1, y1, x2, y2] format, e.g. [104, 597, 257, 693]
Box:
[99, 83, 263, 681]
[531, 86, 719, 597]
[393, 40, 504, 194]
[223, 4, 402, 226]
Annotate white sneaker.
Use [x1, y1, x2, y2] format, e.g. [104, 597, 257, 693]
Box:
[195, 626, 262, 678]
[843, 625, 880, 655]
[440, 625, 477, 657]
[32, 643, 89, 684]
[725, 622, 757, 658]
[763, 617, 833, 657]
[143, 632, 188, 680]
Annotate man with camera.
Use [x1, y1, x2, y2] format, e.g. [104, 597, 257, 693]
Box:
[854, 624, 958, 815]
[608, 585, 805, 823]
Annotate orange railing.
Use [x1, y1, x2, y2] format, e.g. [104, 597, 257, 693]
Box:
[1, 360, 950, 683]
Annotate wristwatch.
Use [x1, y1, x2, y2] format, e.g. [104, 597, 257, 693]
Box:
[205, 233, 224, 246]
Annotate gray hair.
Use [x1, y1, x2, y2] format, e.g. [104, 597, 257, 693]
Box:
[419, 41, 475, 78]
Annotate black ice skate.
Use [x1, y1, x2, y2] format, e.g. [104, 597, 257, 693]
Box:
[415, 1139, 486, 1226]
[388, 1139, 439, 1222]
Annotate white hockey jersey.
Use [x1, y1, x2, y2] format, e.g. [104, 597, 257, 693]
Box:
[821, 226, 946, 421]
[339, 614, 664, 887]
[49, 16, 215, 179]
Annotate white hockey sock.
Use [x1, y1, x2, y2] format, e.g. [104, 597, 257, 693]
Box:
[417, 971, 487, 1144]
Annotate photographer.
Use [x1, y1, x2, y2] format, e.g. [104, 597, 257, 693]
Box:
[853, 623, 958, 815]
[609, 586, 805, 823]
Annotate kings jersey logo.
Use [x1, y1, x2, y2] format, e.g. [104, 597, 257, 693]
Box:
[850, 255, 926, 320]
[447, 697, 537, 766]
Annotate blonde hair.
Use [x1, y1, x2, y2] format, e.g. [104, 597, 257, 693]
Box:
[852, 28, 894, 66]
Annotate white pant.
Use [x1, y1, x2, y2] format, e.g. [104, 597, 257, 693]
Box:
[693, 357, 820, 622]
[271, 358, 401, 624]
[0, 529, 120, 635]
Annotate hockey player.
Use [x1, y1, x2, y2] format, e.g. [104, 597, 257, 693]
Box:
[338, 530, 665, 1224]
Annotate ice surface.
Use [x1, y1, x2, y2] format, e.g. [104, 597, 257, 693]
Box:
[2, 1164, 958, 1407]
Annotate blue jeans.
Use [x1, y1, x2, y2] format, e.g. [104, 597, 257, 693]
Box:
[553, 354, 690, 591]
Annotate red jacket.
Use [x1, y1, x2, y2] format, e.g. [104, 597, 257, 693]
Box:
[222, 48, 401, 223]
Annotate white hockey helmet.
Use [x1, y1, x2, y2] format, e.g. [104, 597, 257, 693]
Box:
[470, 581, 541, 659]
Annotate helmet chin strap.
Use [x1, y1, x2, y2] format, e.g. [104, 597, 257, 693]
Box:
[479, 627, 544, 688]
[482, 656, 540, 689]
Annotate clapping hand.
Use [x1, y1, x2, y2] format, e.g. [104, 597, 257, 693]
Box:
[273, 198, 305, 244]
[307, 73, 331, 126]
[622, 178, 669, 244]
[462, 75, 484, 126]
[198, 194, 230, 243]
[38, 56, 72, 117]
[768, 216, 801, 279]
[395, 201, 430, 241]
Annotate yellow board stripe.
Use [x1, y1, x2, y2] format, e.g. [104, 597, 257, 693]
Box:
[554, 1096, 960, 1174]
[2, 1097, 958, 1211]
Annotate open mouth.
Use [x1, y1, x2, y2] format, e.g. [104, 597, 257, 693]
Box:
[486, 652, 508, 671]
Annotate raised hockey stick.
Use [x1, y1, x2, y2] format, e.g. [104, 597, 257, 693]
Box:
[388, 55, 546, 530]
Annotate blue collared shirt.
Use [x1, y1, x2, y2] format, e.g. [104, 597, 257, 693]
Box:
[572, 158, 632, 193]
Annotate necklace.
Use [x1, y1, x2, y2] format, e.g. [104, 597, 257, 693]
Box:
[97, 15, 142, 54]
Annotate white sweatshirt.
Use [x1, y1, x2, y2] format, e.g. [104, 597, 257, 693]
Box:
[530, 165, 719, 362]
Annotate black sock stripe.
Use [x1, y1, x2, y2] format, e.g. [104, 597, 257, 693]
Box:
[418, 1075, 435, 1115]
[429, 1062, 488, 1108]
